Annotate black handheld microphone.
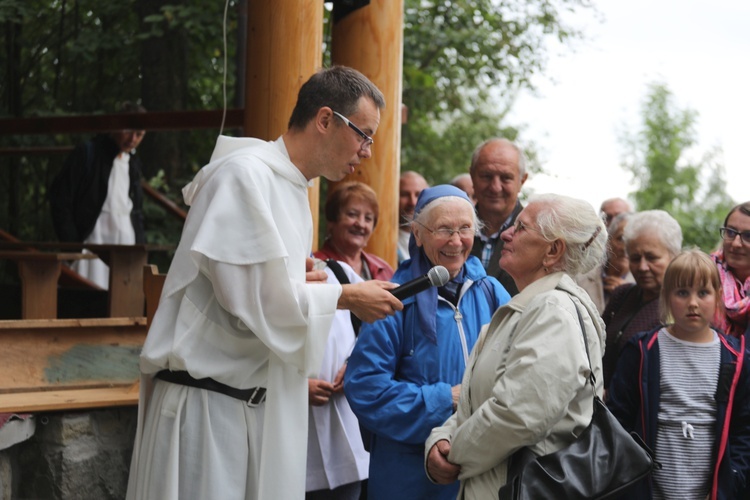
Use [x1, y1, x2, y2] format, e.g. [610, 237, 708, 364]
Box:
[390, 266, 450, 300]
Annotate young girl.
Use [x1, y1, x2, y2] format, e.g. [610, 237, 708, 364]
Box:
[607, 249, 750, 500]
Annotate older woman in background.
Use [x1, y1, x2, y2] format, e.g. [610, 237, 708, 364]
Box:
[345, 185, 510, 499]
[576, 212, 634, 313]
[315, 181, 393, 281]
[602, 209, 682, 387]
[425, 193, 608, 498]
[713, 201, 750, 339]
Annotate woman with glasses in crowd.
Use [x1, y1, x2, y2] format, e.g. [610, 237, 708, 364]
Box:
[713, 201, 750, 339]
[344, 185, 510, 499]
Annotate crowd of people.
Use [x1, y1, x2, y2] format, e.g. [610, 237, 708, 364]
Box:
[60, 67, 744, 499]
[329, 164, 750, 499]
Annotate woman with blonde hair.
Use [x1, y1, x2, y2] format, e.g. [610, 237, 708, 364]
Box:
[608, 249, 750, 499]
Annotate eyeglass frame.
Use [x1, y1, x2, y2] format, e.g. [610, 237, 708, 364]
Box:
[414, 220, 476, 240]
[720, 226, 750, 245]
[512, 218, 544, 236]
[332, 111, 374, 150]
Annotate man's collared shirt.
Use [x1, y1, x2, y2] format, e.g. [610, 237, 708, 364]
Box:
[477, 211, 516, 269]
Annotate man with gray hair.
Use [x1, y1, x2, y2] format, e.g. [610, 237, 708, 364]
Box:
[600, 197, 632, 227]
[469, 138, 528, 296]
[450, 172, 474, 203]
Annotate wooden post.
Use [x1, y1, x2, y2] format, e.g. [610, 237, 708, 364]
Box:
[245, 1, 323, 248]
[330, 0, 404, 268]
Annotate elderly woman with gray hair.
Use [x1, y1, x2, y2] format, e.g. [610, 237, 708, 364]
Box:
[425, 193, 608, 498]
[601, 209, 683, 387]
[345, 185, 510, 500]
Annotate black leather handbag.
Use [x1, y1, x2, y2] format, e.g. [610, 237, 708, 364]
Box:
[498, 302, 659, 500]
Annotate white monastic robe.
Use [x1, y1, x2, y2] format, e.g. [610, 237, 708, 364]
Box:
[73, 153, 135, 289]
[306, 262, 369, 492]
[127, 136, 340, 500]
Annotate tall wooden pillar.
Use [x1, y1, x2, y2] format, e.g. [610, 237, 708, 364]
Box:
[331, 0, 404, 268]
[245, 1, 323, 248]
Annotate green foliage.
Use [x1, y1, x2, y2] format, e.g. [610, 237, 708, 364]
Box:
[2, 0, 586, 258]
[401, 0, 590, 183]
[620, 83, 735, 252]
[401, 108, 522, 184]
[139, 2, 239, 109]
[0, 0, 238, 284]
[1, 0, 144, 115]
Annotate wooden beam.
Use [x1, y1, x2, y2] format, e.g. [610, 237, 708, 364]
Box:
[0, 109, 244, 136]
[0, 385, 140, 413]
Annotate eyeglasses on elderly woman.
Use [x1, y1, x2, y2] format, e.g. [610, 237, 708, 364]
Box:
[414, 220, 475, 241]
[512, 219, 543, 236]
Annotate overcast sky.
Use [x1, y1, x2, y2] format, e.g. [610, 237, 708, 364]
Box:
[507, 0, 750, 212]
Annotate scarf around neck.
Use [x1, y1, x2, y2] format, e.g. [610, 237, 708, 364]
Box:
[712, 249, 750, 337]
[407, 185, 473, 343]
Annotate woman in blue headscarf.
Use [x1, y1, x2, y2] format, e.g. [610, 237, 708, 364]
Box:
[344, 185, 510, 499]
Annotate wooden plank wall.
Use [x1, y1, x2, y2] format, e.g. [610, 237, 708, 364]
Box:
[0, 318, 147, 412]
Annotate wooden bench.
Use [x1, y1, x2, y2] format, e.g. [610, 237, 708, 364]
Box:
[0, 242, 171, 318]
[0, 250, 95, 319]
[0, 265, 166, 413]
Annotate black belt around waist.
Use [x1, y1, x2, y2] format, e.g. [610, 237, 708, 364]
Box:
[155, 370, 266, 407]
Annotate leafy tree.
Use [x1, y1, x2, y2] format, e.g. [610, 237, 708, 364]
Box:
[619, 82, 735, 252]
[0, 0, 238, 250]
[1, 0, 587, 250]
[401, 0, 591, 182]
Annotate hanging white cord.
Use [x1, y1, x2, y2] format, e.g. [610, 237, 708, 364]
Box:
[218, 0, 230, 136]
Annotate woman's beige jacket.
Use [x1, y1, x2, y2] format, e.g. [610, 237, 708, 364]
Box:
[425, 272, 606, 499]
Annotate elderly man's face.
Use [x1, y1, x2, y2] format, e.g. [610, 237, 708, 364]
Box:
[453, 176, 475, 203]
[471, 142, 526, 222]
[399, 173, 429, 226]
[600, 199, 630, 227]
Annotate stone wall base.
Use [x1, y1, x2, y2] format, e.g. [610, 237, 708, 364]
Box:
[0, 409, 136, 500]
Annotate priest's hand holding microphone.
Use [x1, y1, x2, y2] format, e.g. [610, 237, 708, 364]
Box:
[306, 257, 449, 323]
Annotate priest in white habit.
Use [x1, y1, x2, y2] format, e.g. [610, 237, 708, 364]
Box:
[126, 66, 403, 500]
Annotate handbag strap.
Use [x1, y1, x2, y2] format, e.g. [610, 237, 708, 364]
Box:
[569, 296, 598, 398]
